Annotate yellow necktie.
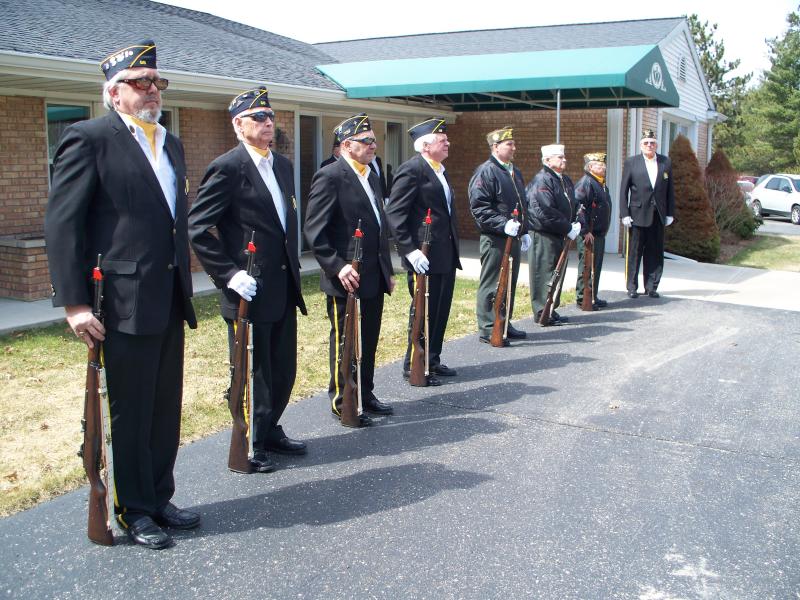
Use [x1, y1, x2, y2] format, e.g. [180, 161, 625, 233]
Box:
[129, 115, 158, 158]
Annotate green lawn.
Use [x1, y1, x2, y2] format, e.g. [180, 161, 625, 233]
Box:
[726, 234, 800, 272]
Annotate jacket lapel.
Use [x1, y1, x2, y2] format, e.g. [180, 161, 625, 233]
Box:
[341, 160, 380, 229]
[237, 144, 285, 233]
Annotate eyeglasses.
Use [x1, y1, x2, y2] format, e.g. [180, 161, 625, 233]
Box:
[642, 141, 657, 146]
[121, 77, 169, 91]
[350, 137, 377, 145]
[240, 110, 276, 123]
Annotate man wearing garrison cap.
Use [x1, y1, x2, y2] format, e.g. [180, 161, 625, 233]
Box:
[526, 143, 582, 325]
[320, 136, 340, 169]
[574, 152, 612, 310]
[619, 129, 675, 298]
[45, 39, 199, 549]
[305, 114, 396, 426]
[385, 117, 461, 385]
[468, 126, 530, 345]
[189, 87, 307, 473]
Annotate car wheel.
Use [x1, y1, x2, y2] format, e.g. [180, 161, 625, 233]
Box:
[751, 200, 762, 218]
[792, 205, 800, 225]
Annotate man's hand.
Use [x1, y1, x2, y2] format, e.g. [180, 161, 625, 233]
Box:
[622, 216, 633, 228]
[405, 249, 430, 274]
[520, 233, 531, 253]
[388, 276, 396, 293]
[338, 263, 361, 293]
[665, 216, 674, 226]
[503, 219, 521, 237]
[227, 270, 257, 301]
[567, 222, 581, 240]
[65, 305, 105, 349]
[584, 232, 595, 246]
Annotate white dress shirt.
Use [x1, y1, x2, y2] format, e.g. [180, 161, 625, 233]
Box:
[244, 145, 286, 231]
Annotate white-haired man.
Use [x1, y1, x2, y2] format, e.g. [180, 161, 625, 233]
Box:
[45, 39, 199, 549]
[526, 143, 582, 325]
[385, 117, 461, 385]
[189, 87, 308, 472]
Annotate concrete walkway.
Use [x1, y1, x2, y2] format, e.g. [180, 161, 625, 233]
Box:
[1, 239, 798, 335]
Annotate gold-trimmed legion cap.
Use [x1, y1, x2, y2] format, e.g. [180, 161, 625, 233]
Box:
[408, 117, 447, 142]
[541, 143, 565, 157]
[100, 39, 157, 81]
[583, 152, 607, 164]
[486, 126, 513, 145]
[335, 113, 372, 141]
[641, 129, 657, 141]
[229, 86, 271, 117]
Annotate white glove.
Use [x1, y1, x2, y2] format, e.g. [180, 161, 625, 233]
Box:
[227, 270, 257, 301]
[567, 222, 581, 241]
[406, 249, 430, 274]
[520, 233, 531, 253]
[666, 216, 674, 226]
[503, 219, 521, 236]
[622, 216, 633, 228]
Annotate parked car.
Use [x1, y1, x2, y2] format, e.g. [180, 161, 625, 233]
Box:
[749, 174, 800, 224]
[738, 175, 758, 185]
[737, 180, 754, 208]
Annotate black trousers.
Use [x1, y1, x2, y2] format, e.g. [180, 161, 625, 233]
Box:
[327, 293, 384, 410]
[104, 285, 184, 526]
[403, 268, 455, 371]
[626, 220, 665, 293]
[226, 297, 297, 451]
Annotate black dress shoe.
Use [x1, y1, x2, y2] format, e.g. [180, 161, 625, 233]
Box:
[125, 516, 172, 550]
[479, 335, 510, 347]
[264, 436, 307, 455]
[594, 298, 608, 307]
[249, 453, 276, 473]
[154, 503, 201, 530]
[627, 291, 639, 298]
[506, 325, 527, 339]
[431, 364, 457, 377]
[552, 312, 568, 323]
[647, 290, 660, 298]
[363, 397, 394, 415]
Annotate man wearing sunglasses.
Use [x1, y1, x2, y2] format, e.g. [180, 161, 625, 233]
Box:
[305, 113, 396, 426]
[45, 39, 199, 550]
[620, 129, 675, 299]
[189, 87, 307, 472]
[385, 118, 461, 385]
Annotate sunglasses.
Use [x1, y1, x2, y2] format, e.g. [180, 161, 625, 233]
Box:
[121, 77, 169, 91]
[240, 110, 276, 122]
[642, 141, 657, 145]
[350, 137, 377, 145]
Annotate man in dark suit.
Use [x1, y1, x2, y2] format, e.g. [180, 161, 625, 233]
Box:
[319, 138, 340, 169]
[468, 126, 530, 346]
[385, 117, 461, 384]
[189, 87, 307, 474]
[574, 152, 612, 309]
[305, 114, 395, 426]
[526, 143, 581, 325]
[620, 129, 675, 298]
[45, 39, 199, 550]
[370, 155, 389, 202]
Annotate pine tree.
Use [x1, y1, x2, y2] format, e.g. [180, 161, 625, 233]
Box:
[666, 135, 720, 262]
[705, 149, 760, 239]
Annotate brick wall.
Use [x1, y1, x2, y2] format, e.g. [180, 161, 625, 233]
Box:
[445, 109, 608, 241]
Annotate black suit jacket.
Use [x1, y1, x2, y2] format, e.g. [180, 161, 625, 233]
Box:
[370, 156, 389, 200]
[304, 157, 393, 299]
[385, 154, 461, 274]
[188, 143, 306, 322]
[619, 153, 675, 227]
[44, 111, 196, 335]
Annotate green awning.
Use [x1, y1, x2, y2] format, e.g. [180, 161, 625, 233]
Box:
[317, 45, 679, 110]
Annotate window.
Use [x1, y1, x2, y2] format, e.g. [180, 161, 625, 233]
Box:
[791, 178, 800, 192]
[659, 118, 690, 155]
[47, 104, 90, 179]
[766, 177, 785, 191]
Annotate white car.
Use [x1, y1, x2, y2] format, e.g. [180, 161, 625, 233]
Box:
[750, 174, 800, 224]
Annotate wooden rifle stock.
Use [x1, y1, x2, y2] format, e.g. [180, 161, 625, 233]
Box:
[80, 254, 113, 545]
[339, 221, 364, 427]
[539, 237, 573, 326]
[580, 207, 595, 312]
[490, 207, 519, 346]
[227, 231, 256, 473]
[409, 209, 432, 386]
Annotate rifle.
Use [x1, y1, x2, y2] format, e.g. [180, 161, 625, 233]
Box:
[539, 206, 584, 326]
[79, 254, 114, 545]
[490, 206, 519, 347]
[409, 209, 432, 386]
[580, 204, 595, 312]
[227, 231, 256, 473]
[339, 221, 364, 427]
